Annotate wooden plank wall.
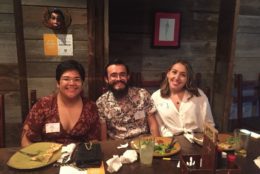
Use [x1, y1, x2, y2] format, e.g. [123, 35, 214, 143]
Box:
[0, 0, 89, 146]
[109, 0, 220, 95]
[0, 0, 22, 147]
[234, 0, 260, 81]
[0, 0, 21, 124]
[22, 0, 88, 101]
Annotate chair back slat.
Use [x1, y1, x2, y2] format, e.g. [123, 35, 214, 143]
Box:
[30, 90, 37, 108]
[0, 94, 5, 147]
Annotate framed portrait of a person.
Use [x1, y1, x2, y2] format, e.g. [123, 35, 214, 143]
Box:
[43, 8, 71, 33]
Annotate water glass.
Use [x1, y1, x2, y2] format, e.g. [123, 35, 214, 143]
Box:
[139, 135, 155, 166]
[233, 129, 251, 157]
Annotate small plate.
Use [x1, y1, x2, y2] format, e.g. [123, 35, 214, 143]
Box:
[130, 137, 181, 157]
[7, 142, 62, 169]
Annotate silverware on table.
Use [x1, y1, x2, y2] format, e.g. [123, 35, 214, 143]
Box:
[165, 136, 177, 153]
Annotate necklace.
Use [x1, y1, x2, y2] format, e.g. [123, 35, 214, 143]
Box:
[170, 92, 184, 106]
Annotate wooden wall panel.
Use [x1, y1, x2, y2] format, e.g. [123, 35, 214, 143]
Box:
[0, 34, 17, 63]
[234, 9, 260, 81]
[27, 60, 87, 78]
[240, 0, 260, 16]
[28, 78, 57, 98]
[25, 40, 88, 61]
[0, 14, 15, 33]
[0, 77, 19, 91]
[233, 58, 260, 80]
[0, 0, 21, 128]
[0, 64, 18, 77]
[236, 33, 260, 57]
[238, 15, 260, 33]
[4, 92, 22, 123]
[22, 0, 87, 8]
[28, 77, 89, 99]
[22, 1, 88, 102]
[0, 0, 13, 13]
[109, 0, 219, 94]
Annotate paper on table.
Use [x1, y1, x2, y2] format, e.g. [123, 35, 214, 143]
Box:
[59, 162, 105, 174]
[57, 143, 76, 164]
[254, 156, 260, 168]
[240, 129, 260, 139]
[117, 143, 128, 149]
[59, 166, 86, 174]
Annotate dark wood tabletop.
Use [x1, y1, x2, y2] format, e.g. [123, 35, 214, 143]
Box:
[0, 135, 259, 174]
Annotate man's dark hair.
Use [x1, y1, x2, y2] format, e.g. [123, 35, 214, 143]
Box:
[104, 59, 130, 77]
[56, 60, 85, 81]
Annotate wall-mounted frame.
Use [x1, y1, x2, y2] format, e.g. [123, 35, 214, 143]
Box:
[153, 12, 181, 47]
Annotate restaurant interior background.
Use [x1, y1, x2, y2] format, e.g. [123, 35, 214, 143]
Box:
[0, 0, 259, 147]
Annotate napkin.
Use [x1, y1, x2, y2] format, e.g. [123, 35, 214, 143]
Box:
[254, 156, 260, 168]
[184, 132, 194, 143]
[59, 166, 86, 174]
[240, 129, 260, 139]
[57, 143, 76, 164]
[106, 155, 122, 173]
[120, 150, 138, 164]
[106, 150, 138, 173]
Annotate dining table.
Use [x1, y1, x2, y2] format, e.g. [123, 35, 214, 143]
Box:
[0, 134, 259, 174]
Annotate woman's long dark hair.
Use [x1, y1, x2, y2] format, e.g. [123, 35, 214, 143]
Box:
[160, 59, 200, 99]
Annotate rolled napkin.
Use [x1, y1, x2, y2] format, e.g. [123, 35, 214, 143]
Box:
[57, 143, 76, 164]
[106, 155, 122, 173]
[120, 150, 138, 164]
[254, 156, 260, 168]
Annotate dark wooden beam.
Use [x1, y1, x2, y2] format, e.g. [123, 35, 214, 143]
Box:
[212, 0, 240, 131]
[87, 0, 106, 101]
[13, 0, 29, 122]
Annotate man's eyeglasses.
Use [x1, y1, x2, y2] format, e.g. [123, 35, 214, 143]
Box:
[60, 77, 82, 83]
[109, 73, 128, 79]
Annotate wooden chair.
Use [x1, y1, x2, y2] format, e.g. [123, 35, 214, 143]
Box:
[0, 94, 5, 147]
[231, 73, 260, 130]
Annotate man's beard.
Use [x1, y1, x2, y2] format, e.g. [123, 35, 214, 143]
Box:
[108, 80, 129, 99]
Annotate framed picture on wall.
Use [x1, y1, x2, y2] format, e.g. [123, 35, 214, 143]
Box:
[153, 12, 181, 47]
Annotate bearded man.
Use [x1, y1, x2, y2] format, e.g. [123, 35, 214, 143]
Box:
[96, 59, 159, 140]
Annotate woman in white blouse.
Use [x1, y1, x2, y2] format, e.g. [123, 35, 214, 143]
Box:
[151, 59, 215, 137]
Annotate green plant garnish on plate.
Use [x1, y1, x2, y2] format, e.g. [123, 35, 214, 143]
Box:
[154, 143, 176, 155]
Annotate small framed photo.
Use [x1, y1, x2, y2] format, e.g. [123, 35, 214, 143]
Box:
[153, 12, 181, 47]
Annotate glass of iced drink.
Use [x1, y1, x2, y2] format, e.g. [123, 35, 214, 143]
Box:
[139, 135, 155, 166]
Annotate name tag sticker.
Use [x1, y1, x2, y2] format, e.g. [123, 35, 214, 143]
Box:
[45, 123, 60, 133]
[134, 110, 145, 120]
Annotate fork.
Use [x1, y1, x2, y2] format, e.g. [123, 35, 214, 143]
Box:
[165, 136, 177, 153]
